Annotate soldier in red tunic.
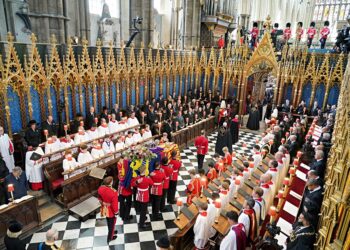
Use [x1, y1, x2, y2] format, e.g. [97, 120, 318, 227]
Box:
[186, 169, 201, 205]
[117, 156, 133, 222]
[160, 156, 173, 211]
[167, 150, 182, 204]
[296, 22, 304, 42]
[132, 169, 154, 228]
[250, 22, 259, 48]
[320, 20, 330, 49]
[149, 162, 166, 219]
[283, 22, 292, 45]
[98, 176, 119, 243]
[194, 130, 209, 170]
[307, 21, 317, 48]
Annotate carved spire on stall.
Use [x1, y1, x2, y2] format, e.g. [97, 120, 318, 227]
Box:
[138, 42, 145, 71]
[128, 43, 137, 72]
[207, 47, 216, 70]
[119, 41, 127, 73]
[199, 46, 207, 69]
[64, 37, 80, 85]
[331, 53, 344, 82]
[94, 39, 107, 83]
[318, 53, 330, 82]
[106, 40, 117, 82]
[146, 43, 153, 70]
[79, 38, 94, 83]
[48, 34, 65, 90]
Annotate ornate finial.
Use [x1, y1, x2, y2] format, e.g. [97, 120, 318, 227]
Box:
[108, 40, 113, 47]
[120, 40, 125, 48]
[67, 37, 72, 46]
[96, 38, 102, 47]
[82, 38, 88, 46]
[30, 33, 37, 44]
[141, 41, 144, 48]
[148, 42, 153, 49]
[50, 34, 57, 45]
[264, 15, 272, 33]
[7, 32, 14, 43]
[130, 42, 135, 48]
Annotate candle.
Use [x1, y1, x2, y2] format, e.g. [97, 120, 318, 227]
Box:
[289, 167, 296, 175]
[176, 198, 182, 220]
[158, 122, 161, 134]
[293, 159, 299, 166]
[234, 178, 240, 186]
[214, 199, 221, 223]
[8, 184, 14, 202]
[283, 177, 290, 186]
[269, 206, 277, 223]
[297, 151, 302, 158]
[249, 161, 254, 169]
[277, 190, 284, 199]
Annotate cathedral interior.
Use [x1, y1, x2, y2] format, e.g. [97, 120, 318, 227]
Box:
[0, 0, 349, 250]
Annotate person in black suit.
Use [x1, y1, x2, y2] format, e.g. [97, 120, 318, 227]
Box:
[0, 158, 9, 205]
[111, 103, 121, 121]
[288, 135, 298, 160]
[85, 106, 96, 130]
[286, 212, 316, 250]
[147, 106, 156, 126]
[71, 113, 84, 134]
[100, 106, 109, 123]
[4, 220, 26, 250]
[41, 115, 57, 140]
[307, 170, 324, 189]
[25, 120, 41, 147]
[310, 150, 326, 179]
[297, 178, 323, 220]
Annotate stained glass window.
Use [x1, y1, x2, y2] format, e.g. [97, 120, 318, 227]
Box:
[313, 0, 350, 22]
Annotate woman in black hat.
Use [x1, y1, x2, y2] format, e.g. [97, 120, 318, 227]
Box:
[4, 220, 25, 250]
[156, 236, 172, 250]
[24, 120, 40, 147]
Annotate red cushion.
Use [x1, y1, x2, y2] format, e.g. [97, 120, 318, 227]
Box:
[51, 178, 64, 189]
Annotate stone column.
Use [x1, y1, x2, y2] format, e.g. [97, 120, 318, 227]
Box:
[183, 0, 193, 49]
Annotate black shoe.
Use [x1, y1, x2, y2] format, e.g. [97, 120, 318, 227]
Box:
[139, 223, 150, 228]
[107, 235, 117, 243]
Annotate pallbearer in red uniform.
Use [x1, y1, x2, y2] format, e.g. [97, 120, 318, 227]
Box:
[149, 162, 166, 219]
[194, 130, 209, 170]
[132, 169, 154, 228]
[320, 20, 330, 49]
[283, 23, 292, 45]
[186, 169, 201, 205]
[98, 176, 119, 243]
[117, 156, 133, 222]
[250, 22, 259, 48]
[307, 21, 317, 48]
[296, 22, 304, 43]
[167, 150, 182, 204]
[160, 156, 173, 211]
[206, 162, 217, 182]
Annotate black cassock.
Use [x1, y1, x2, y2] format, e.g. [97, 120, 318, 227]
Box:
[215, 127, 233, 156]
[246, 109, 260, 130]
[230, 119, 239, 144]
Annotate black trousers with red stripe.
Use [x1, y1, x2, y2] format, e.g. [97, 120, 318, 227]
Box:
[167, 180, 177, 204]
[106, 216, 116, 241]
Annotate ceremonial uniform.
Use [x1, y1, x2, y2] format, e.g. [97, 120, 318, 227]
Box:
[186, 176, 201, 205]
[307, 27, 317, 48]
[296, 27, 304, 41]
[150, 168, 166, 217]
[160, 164, 173, 211]
[320, 26, 330, 49]
[220, 223, 247, 250]
[194, 135, 208, 170]
[132, 175, 154, 226]
[97, 185, 119, 242]
[251, 27, 259, 47]
[117, 160, 133, 221]
[283, 28, 292, 43]
[167, 158, 182, 204]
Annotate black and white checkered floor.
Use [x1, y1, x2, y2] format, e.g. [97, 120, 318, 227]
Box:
[25, 130, 259, 250]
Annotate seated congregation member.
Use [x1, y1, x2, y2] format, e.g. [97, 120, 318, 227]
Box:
[252, 145, 262, 168]
[4, 220, 26, 250]
[252, 187, 266, 226]
[98, 176, 119, 243]
[98, 118, 110, 137]
[25, 147, 44, 191]
[310, 150, 326, 179]
[187, 169, 201, 205]
[41, 115, 57, 139]
[207, 162, 217, 182]
[132, 169, 154, 228]
[102, 137, 115, 154]
[160, 156, 173, 211]
[62, 150, 80, 179]
[168, 150, 181, 204]
[298, 178, 323, 219]
[220, 211, 247, 250]
[286, 212, 316, 250]
[74, 127, 90, 144]
[141, 124, 152, 140]
[115, 136, 125, 151]
[127, 111, 140, 127]
[193, 203, 210, 250]
[117, 156, 133, 222]
[91, 142, 105, 159]
[5, 167, 28, 201]
[238, 198, 257, 244]
[150, 162, 166, 219]
[25, 120, 41, 147]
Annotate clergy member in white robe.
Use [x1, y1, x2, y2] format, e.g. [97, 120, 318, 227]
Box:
[0, 126, 15, 172]
[193, 203, 210, 249]
[25, 146, 44, 190]
[74, 127, 90, 144]
[127, 112, 139, 128]
[252, 145, 262, 168]
[62, 152, 80, 180]
[142, 125, 152, 140]
[98, 118, 110, 137]
[220, 211, 247, 250]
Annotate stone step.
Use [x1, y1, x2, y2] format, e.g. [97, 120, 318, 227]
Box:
[37, 195, 50, 208]
[39, 202, 63, 223]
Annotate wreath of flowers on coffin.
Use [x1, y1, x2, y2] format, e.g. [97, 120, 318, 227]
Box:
[126, 146, 157, 177]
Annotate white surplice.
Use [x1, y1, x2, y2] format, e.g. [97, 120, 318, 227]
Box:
[207, 202, 217, 238]
[0, 133, 15, 172]
[102, 141, 115, 154]
[142, 130, 152, 140]
[127, 117, 139, 128]
[193, 212, 210, 249]
[238, 211, 250, 237]
[108, 120, 120, 134]
[62, 158, 80, 180]
[220, 224, 245, 250]
[87, 129, 99, 141]
[98, 125, 110, 137]
[252, 153, 262, 169]
[115, 142, 125, 152]
[132, 133, 142, 144]
[124, 137, 134, 147]
[25, 147, 44, 183]
[74, 133, 90, 144]
[91, 148, 105, 159]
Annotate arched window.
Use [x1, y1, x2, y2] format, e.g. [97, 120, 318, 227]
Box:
[89, 0, 119, 18]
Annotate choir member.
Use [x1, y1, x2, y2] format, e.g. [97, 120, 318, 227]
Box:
[77, 144, 93, 168]
[132, 127, 142, 144]
[124, 131, 135, 147]
[266, 160, 278, 184]
[150, 162, 166, 219]
[87, 123, 99, 140]
[252, 145, 262, 168]
[252, 187, 266, 226]
[193, 203, 210, 249]
[186, 169, 201, 205]
[286, 212, 316, 249]
[222, 147, 232, 168]
[141, 124, 152, 140]
[25, 120, 41, 147]
[230, 115, 240, 144]
[168, 150, 181, 204]
[61, 135, 74, 149]
[91, 142, 105, 159]
[44, 137, 60, 155]
[25, 147, 44, 190]
[102, 136, 115, 156]
[97, 176, 119, 243]
[208, 192, 220, 238]
[62, 150, 79, 180]
[74, 127, 90, 144]
[238, 198, 257, 243]
[219, 182, 230, 210]
[194, 130, 209, 170]
[117, 156, 133, 222]
[207, 162, 217, 182]
[41, 115, 58, 139]
[115, 136, 125, 152]
[108, 113, 120, 134]
[260, 174, 274, 208]
[160, 156, 173, 211]
[127, 112, 140, 127]
[220, 211, 247, 250]
[0, 126, 15, 173]
[98, 118, 110, 137]
[132, 169, 154, 228]
[5, 167, 29, 201]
